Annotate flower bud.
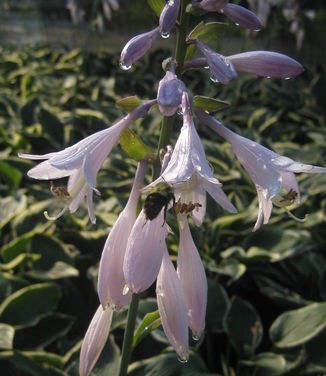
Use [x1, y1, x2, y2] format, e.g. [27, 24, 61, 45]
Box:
[223, 3, 262, 30]
[157, 71, 186, 116]
[198, 0, 228, 12]
[120, 27, 160, 70]
[159, 0, 180, 37]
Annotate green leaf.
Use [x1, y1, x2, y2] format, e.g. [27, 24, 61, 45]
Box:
[0, 160, 22, 190]
[194, 96, 229, 113]
[0, 253, 41, 271]
[116, 96, 141, 112]
[38, 108, 64, 145]
[270, 302, 326, 348]
[119, 128, 153, 161]
[133, 310, 161, 349]
[224, 298, 263, 357]
[0, 193, 27, 230]
[0, 282, 61, 328]
[206, 279, 229, 333]
[26, 261, 79, 280]
[305, 329, 326, 370]
[241, 353, 287, 376]
[210, 259, 246, 281]
[23, 351, 65, 370]
[75, 108, 107, 121]
[147, 0, 166, 17]
[0, 324, 15, 350]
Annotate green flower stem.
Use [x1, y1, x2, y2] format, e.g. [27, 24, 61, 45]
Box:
[118, 293, 140, 376]
[152, 0, 189, 179]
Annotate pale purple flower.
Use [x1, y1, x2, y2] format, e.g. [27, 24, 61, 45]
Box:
[79, 305, 113, 376]
[156, 247, 189, 362]
[195, 39, 238, 85]
[147, 92, 236, 226]
[157, 70, 186, 116]
[159, 0, 180, 36]
[196, 110, 326, 231]
[222, 3, 262, 30]
[123, 209, 167, 293]
[228, 51, 303, 78]
[195, 0, 228, 12]
[97, 160, 147, 310]
[120, 28, 160, 70]
[19, 101, 155, 223]
[184, 50, 303, 80]
[177, 216, 207, 339]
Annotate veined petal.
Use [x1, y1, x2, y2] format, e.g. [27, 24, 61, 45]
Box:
[156, 248, 189, 361]
[26, 161, 71, 180]
[123, 210, 167, 293]
[79, 305, 113, 376]
[177, 218, 207, 339]
[86, 187, 96, 224]
[228, 51, 303, 78]
[223, 3, 262, 30]
[271, 156, 326, 174]
[253, 187, 273, 231]
[202, 178, 237, 213]
[159, 0, 180, 35]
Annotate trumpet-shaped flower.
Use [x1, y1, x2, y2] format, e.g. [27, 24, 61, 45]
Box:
[157, 70, 186, 116]
[177, 216, 207, 339]
[19, 100, 155, 223]
[97, 160, 147, 310]
[147, 92, 236, 226]
[196, 110, 326, 231]
[159, 0, 180, 36]
[120, 27, 160, 70]
[156, 247, 189, 362]
[79, 305, 113, 376]
[123, 209, 167, 293]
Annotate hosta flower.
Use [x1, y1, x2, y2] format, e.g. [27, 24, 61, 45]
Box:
[159, 0, 180, 36]
[185, 48, 303, 80]
[97, 160, 147, 310]
[123, 209, 167, 293]
[146, 92, 236, 226]
[156, 247, 189, 362]
[196, 0, 262, 30]
[79, 305, 113, 376]
[177, 216, 207, 339]
[196, 110, 326, 231]
[157, 70, 186, 116]
[195, 39, 238, 85]
[19, 100, 156, 223]
[120, 27, 160, 70]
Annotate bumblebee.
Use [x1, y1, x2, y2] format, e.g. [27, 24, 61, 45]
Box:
[143, 181, 175, 223]
[173, 198, 202, 215]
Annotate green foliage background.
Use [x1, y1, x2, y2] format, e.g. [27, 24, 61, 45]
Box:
[1, 9, 326, 376]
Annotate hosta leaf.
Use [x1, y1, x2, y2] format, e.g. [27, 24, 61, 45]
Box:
[147, 0, 165, 17]
[119, 128, 153, 161]
[116, 96, 141, 112]
[133, 310, 161, 349]
[0, 324, 15, 350]
[194, 96, 229, 113]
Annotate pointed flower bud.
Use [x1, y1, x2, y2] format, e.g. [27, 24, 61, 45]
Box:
[79, 305, 113, 376]
[195, 39, 237, 84]
[159, 0, 180, 36]
[97, 160, 147, 310]
[123, 210, 167, 293]
[197, 0, 228, 12]
[177, 217, 207, 339]
[223, 3, 262, 30]
[228, 51, 303, 78]
[196, 110, 326, 231]
[157, 70, 186, 116]
[120, 27, 160, 70]
[19, 101, 155, 223]
[156, 248, 189, 362]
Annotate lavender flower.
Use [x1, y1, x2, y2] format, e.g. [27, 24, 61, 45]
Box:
[120, 28, 160, 70]
[19, 100, 155, 223]
[195, 39, 238, 84]
[196, 110, 326, 231]
[177, 216, 207, 339]
[147, 92, 236, 226]
[159, 0, 180, 37]
[79, 305, 113, 376]
[196, 0, 228, 12]
[157, 70, 186, 116]
[97, 160, 147, 310]
[156, 247, 189, 362]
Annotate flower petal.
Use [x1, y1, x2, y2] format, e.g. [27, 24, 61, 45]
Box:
[79, 305, 113, 376]
[156, 248, 189, 361]
[159, 0, 180, 35]
[223, 3, 262, 30]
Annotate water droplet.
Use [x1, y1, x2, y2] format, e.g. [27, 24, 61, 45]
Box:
[120, 61, 132, 71]
[254, 28, 261, 32]
[266, 76, 271, 79]
[284, 76, 292, 80]
[204, 65, 209, 70]
[263, 164, 267, 170]
[144, 326, 149, 331]
[235, 23, 240, 27]
[219, 8, 224, 13]
[192, 334, 200, 341]
[210, 76, 219, 84]
[177, 356, 188, 364]
[161, 32, 170, 39]
[122, 285, 130, 295]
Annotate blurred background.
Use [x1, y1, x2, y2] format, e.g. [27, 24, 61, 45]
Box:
[1, 1, 326, 375]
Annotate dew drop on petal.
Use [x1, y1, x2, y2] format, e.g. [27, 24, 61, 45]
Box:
[204, 65, 210, 70]
[122, 285, 130, 295]
[119, 61, 132, 71]
[284, 77, 292, 80]
[210, 76, 219, 84]
[266, 76, 271, 79]
[254, 28, 261, 32]
[192, 334, 200, 341]
[161, 32, 170, 39]
[235, 23, 240, 26]
[178, 355, 189, 364]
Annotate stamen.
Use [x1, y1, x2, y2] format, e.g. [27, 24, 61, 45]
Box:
[285, 208, 307, 223]
[44, 206, 68, 221]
